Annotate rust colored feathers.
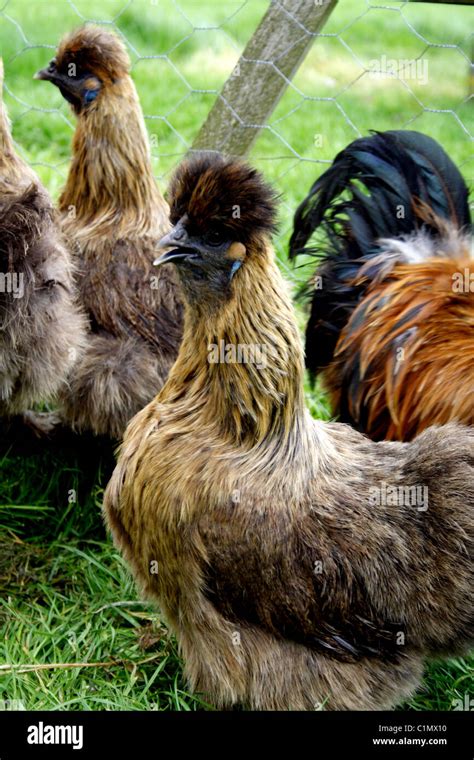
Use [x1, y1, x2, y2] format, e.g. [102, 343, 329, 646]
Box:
[328, 255, 474, 440]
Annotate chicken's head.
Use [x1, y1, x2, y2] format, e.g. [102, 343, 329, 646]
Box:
[35, 25, 129, 115]
[154, 153, 278, 307]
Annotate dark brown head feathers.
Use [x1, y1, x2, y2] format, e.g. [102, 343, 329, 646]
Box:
[55, 25, 130, 84]
[167, 153, 279, 245]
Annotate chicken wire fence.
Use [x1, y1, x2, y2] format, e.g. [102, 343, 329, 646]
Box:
[0, 0, 472, 287]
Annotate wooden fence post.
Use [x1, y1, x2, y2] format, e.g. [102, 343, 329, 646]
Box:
[192, 0, 338, 156]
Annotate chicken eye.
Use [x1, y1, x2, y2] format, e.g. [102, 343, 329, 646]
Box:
[207, 230, 225, 247]
[84, 89, 99, 104]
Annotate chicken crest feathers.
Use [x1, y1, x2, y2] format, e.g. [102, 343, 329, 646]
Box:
[167, 152, 279, 245]
[56, 25, 130, 83]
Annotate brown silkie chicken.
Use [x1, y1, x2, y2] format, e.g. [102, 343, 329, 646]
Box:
[35, 26, 183, 438]
[104, 154, 474, 711]
[289, 130, 473, 441]
[0, 58, 85, 429]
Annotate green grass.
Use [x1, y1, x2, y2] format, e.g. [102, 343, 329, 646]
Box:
[0, 0, 473, 711]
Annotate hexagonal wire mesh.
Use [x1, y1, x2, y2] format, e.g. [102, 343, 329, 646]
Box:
[0, 0, 472, 290]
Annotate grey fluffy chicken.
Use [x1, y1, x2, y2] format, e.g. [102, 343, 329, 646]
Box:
[36, 26, 183, 438]
[0, 58, 85, 428]
[104, 154, 474, 711]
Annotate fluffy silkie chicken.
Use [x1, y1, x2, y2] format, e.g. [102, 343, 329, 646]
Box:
[0, 58, 85, 430]
[104, 154, 474, 711]
[289, 130, 473, 441]
[35, 26, 183, 438]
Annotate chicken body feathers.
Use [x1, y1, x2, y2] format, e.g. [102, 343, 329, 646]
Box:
[105, 393, 474, 709]
[329, 249, 474, 439]
[58, 230, 183, 439]
[59, 235, 182, 438]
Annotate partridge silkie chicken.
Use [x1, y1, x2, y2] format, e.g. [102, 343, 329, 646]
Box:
[104, 154, 474, 711]
[36, 26, 183, 438]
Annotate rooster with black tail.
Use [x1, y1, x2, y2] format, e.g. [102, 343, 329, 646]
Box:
[289, 130, 473, 441]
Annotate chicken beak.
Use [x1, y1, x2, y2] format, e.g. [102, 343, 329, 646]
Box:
[154, 224, 198, 267]
[34, 67, 55, 82]
[154, 249, 197, 267]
